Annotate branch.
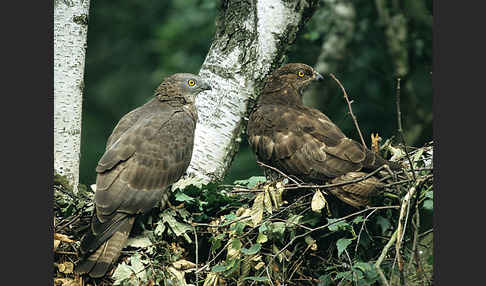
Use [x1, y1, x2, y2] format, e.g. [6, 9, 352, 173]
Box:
[329, 73, 368, 149]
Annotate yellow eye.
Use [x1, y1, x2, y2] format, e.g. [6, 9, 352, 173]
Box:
[298, 71, 305, 77]
[188, 79, 196, 86]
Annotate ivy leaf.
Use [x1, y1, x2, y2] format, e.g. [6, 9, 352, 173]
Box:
[130, 254, 147, 282]
[327, 218, 349, 232]
[270, 221, 286, 236]
[423, 199, 433, 210]
[211, 264, 228, 273]
[161, 211, 192, 243]
[126, 235, 152, 248]
[336, 238, 352, 257]
[174, 191, 195, 203]
[154, 221, 166, 236]
[241, 243, 261, 255]
[376, 216, 391, 234]
[257, 233, 268, 244]
[112, 263, 133, 285]
[232, 238, 242, 250]
[352, 216, 365, 224]
[234, 176, 266, 188]
[318, 274, 333, 286]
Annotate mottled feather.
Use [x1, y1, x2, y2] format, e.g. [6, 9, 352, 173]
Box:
[76, 73, 211, 278]
[247, 63, 400, 207]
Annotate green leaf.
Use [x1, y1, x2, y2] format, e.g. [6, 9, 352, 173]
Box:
[335, 270, 353, 281]
[327, 218, 349, 232]
[232, 238, 242, 250]
[154, 221, 166, 236]
[336, 238, 352, 257]
[130, 254, 147, 281]
[270, 221, 286, 235]
[423, 199, 433, 210]
[211, 264, 228, 273]
[352, 216, 365, 224]
[161, 211, 192, 242]
[241, 243, 261, 255]
[243, 276, 270, 281]
[258, 222, 269, 233]
[286, 214, 303, 227]
[174, 191, 195, 203]
[257, 233, 268, 244]
[126, 235, 152, 248]
[318, 274, 333, 286]
[234, 176, 266, 188]
[112, 263, 133, 285]
[376, 216, 391, 234]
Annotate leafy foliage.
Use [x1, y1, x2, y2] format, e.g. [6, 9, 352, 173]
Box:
[54, 141, 433, 285]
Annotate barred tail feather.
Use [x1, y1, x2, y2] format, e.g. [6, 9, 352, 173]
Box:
[75, 217, 135, 278]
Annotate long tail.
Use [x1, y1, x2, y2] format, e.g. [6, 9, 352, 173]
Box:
[75, 215, 135, 278]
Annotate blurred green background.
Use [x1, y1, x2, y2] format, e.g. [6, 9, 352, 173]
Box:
[79, 0, 432, 186]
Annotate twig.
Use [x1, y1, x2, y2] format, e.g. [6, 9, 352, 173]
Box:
[193, 225, 199, 286]
[376, 267, 391, 286]
[395, 78, 417, 182]
[395, 183, 419, 285]
[354, 208, 378, 254]
[375, 229, 397, 268]
[257, 161, 301, 185]
[408, 197, 425, 285]
[284, 165, 387, 190]
[329, 73, 367, 149]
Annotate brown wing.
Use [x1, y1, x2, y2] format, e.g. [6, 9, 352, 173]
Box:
[248, 104, 389, 181]
[77, 101, 196, 277]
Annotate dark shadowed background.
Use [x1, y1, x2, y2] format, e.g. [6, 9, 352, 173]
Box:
[79, 0, 432, 186]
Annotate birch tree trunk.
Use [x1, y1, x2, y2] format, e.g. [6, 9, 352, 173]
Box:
[54, 0, 91, 193]
[184, 0, 320, 184]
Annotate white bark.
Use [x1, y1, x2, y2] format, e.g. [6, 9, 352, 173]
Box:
[184, 0, 319, 183]
[54, 0, 90, 192]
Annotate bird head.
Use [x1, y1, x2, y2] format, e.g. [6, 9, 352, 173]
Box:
[267, 63, 323, 94]
[155, 73, 212, 104]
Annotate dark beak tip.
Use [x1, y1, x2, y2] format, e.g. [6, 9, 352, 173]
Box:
[316, 73, 324, 81]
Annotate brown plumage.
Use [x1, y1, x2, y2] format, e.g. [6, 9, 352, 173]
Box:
[247, 63, 400, 207]
[75, 73, 211, 278]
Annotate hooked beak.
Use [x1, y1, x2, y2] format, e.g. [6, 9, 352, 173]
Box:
[314, 72, 324, 81]
[202, 80, 212, 91]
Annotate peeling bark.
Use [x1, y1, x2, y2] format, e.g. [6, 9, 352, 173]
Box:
[185, 0, 320, 183]
[54, 0, 91, 193]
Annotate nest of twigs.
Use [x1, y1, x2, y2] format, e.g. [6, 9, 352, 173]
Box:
[53, 140, 433, 286]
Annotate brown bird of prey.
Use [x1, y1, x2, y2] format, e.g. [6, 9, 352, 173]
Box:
[75, 73, 211, 278]
[247, 63, 400, 207]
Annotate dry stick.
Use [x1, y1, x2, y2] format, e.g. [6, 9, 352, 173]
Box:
[329, 73, 368, 150]
[354, 208, 378, 254]
[375, 229, 398, 285]
[257, 161, 301, 185]
[193, 225, 199, 286]
[376, 267, 391, 286]
[395, 78, 416, 182]
[284, 165, 388, 191]
[395, 184, 419, 285]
